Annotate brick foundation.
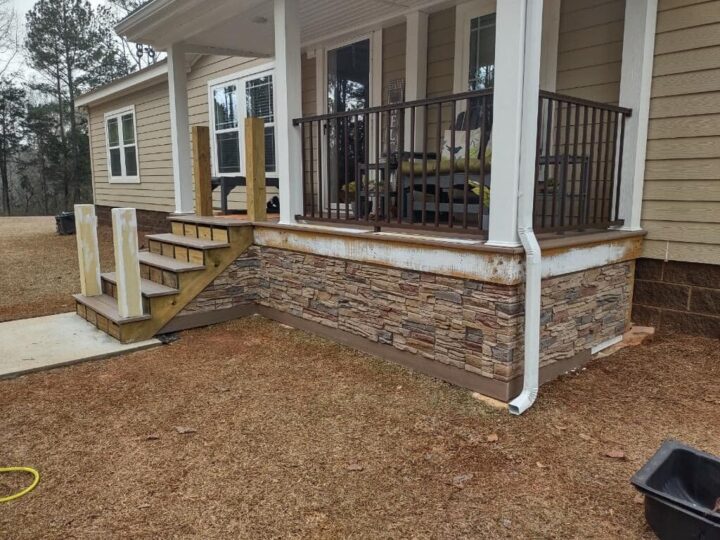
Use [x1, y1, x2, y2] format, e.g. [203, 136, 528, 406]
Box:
[632, 258, 720, 337]
[181, 244, 635, 397]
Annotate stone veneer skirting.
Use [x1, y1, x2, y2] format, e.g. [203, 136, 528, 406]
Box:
[633, 258, 720, 338]
[179, 243, 634, 401]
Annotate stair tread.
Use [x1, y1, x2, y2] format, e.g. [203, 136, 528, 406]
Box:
[74, 293, 151, 324]
[138, 251, 205, 272]
[102, 272, 178, 297]
[147, 233, 229, 249]
[168, 215, 254, 227]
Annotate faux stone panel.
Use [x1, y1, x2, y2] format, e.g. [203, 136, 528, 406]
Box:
[182, 244, 635, 382]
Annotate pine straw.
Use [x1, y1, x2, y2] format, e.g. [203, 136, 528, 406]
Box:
[0, 216, 115, 322]
[1, 317, 718, 539]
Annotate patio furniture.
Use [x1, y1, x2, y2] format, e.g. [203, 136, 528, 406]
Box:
[211, 176, 280, 215]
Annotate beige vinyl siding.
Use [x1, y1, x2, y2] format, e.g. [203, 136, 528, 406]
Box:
[556, 0, 626, 104]
[426, 8, 455, 98]
[88, 54, 281, 214]
[641, 0, 720, 265]
[89, 83, 174, 213]
[382, 23, 406, 104]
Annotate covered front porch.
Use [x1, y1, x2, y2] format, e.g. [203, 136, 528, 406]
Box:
[116, 0, 654, 247]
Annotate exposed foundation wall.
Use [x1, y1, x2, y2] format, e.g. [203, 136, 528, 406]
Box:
[632, 258, 720, 337]
[180, 241, 635, 400]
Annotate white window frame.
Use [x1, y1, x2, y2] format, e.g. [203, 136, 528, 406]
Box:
[207, 62, 277, 178]
[104, 105, 140, 184]
[453, 0, 497, 94]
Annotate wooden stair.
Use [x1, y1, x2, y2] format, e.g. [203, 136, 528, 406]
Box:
[75, 218, 253, 343]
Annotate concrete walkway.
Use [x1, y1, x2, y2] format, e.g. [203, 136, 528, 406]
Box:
[0, 313, 160, 378]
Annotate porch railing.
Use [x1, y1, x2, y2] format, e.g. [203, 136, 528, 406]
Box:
[534, 92, 631, 233]
[293, 90, 631, 236]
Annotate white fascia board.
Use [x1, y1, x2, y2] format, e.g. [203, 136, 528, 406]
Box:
[75, 62, 168, 108]
[114, 0, 176, 36]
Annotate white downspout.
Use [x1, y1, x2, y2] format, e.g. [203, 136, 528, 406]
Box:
[508, 0, 544, 416]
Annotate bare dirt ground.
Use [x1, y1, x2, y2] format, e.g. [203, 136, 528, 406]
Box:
[1, 317, 718, 539]
[0, 216, 115, 322]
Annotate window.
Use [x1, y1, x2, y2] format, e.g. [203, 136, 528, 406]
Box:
[468, 13, 496, 90]
[453, 0, 497, 93]
[105, 106, 139, 183]
[209, 67, 276, 176]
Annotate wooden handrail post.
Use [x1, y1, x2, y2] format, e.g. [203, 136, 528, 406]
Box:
[192, 125, 213, 217]
[111, 208, 143, 318]
[245, 117, 267, 221]
[74, 204, 102, 297]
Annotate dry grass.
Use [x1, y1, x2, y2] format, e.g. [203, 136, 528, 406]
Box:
[0, 217, 115, 322]
[1, 317, 718, 539]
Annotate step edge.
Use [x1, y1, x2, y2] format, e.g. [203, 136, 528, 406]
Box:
[73, 293, 152, 324]
[101, 272, 179, 298]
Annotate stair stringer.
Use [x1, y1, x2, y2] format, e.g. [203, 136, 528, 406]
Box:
[119, 226, 254, 342]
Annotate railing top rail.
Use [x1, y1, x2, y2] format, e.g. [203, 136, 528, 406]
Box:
[539, 90, 632, 117]
[292, 89, 494, 125]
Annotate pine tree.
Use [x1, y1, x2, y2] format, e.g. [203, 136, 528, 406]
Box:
[0, 79, 26, 215]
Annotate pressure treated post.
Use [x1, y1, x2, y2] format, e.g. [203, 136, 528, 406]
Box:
[245, 117, 267, 221]
[192, 125, 213, 216]
[74, 204, 102, 297]
[111, 208, 143, 318]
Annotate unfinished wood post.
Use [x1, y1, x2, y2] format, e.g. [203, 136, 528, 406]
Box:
[192, 125, 213, 216]
[111, 208, 143, 318]
[74, 204, 102, 297]
[245, 117, 267, 221]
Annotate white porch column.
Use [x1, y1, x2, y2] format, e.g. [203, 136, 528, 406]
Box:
[404, 10, 428, 148]
[274, 0, 304, 224]
[618, 0, 658, 231]
[167, 42, 194, 215]
[487, 0, 543, 247]
[540, 0, 561, 91]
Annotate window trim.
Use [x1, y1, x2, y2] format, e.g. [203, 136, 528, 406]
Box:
[453, 0, 497, 94]
[104, 105, 140, 184]
[207, 61, 278, 178]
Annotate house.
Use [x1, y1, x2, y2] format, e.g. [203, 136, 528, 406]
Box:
[73, 0, 719, 414]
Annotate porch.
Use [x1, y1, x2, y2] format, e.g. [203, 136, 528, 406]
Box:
[116, 0, 655, 247]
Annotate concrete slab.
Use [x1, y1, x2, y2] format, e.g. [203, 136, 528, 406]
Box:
[0, 312, 160, 378]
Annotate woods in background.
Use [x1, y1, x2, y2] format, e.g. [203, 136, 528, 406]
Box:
[0, 0, 158, 216]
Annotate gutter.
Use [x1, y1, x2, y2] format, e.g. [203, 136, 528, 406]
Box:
[508, 0, 544, 416]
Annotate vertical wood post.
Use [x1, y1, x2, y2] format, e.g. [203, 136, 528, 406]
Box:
[111, 208, 143, 318]
[192, 125, 213, 216]
[74, 204, 102, 297]
[245, 117, 267, 221]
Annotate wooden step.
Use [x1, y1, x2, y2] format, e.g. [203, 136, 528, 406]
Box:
[101, 272, 178, 298]
[147, 233, 228, 250]
[138, 251, 205, 273]
[74, 293, 151, 324]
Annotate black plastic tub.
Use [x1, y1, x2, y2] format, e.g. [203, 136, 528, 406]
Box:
[55, 211, 76, 235]
[631, 440, 720, 539]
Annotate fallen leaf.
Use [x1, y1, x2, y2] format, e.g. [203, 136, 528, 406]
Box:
[536, 461, 549, 469]
[579, 433, 592, 441]
[634, 494, 644, 505]
[346, 463, 364, 472]
[451, 473, 474, 488]
[175, 426, 197, 434]
[138, 503, 151, 509]
[213, 386, 231, 393]
[604, 450, 626, 460]
[554, 424, 567, 431]
[486, 433, 499, 443]
[396, 385, 403, 390]
[145, 434, 160, 441]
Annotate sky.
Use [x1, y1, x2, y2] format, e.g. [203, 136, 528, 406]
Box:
[2, 0, 104, 80]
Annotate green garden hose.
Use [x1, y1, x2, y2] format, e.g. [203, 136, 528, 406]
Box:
[0, 467, 40, 503]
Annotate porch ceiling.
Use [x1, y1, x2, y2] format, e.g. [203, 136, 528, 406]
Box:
[116, 0, 449, 56]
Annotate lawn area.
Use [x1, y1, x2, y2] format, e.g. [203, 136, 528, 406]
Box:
[0, 216, 115, 322]
[1, 316, 718, 539]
